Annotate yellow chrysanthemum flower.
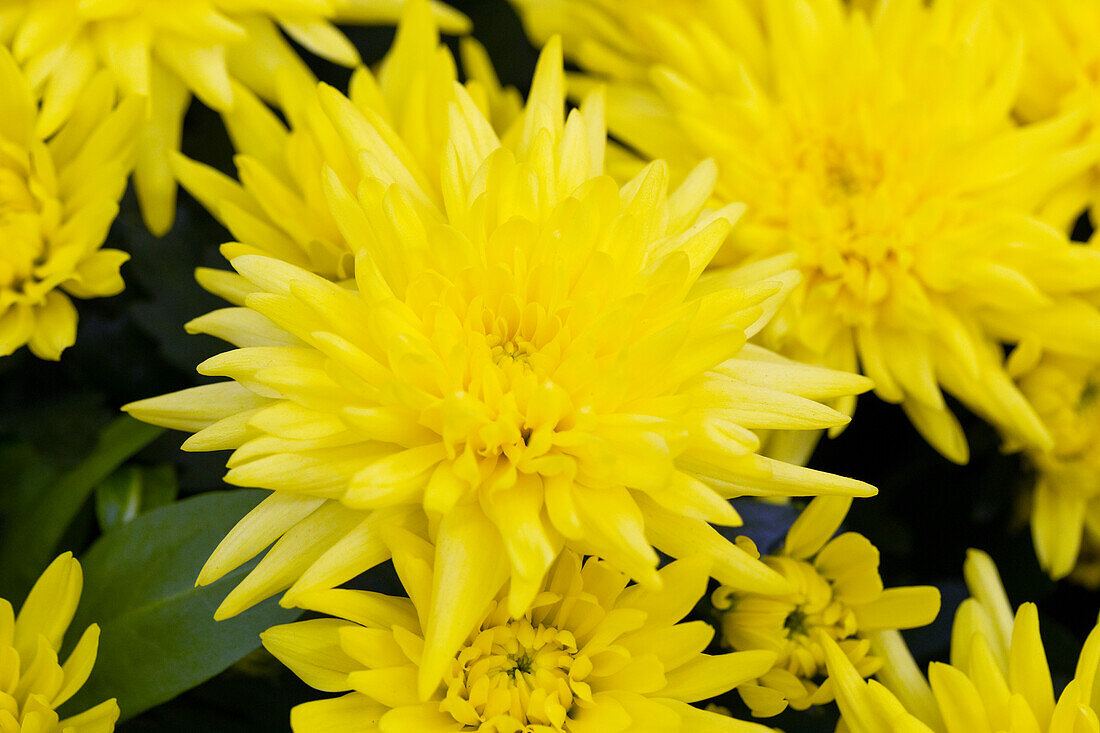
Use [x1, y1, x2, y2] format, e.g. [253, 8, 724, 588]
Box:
[263, 541, 778, 733]
[711, 496, 939, 717]
[0, 0, 470, 236]
[1, 553, 119, 732]
[0, 45, 139, 361]
[513, 0, 1100, 465]
[1016, 353, 1100, 581]
[824, 548, 1100, 733]
[173, 1, 521, 281]
[987, 0, 1100, 230]
[125, 7, 877, 699]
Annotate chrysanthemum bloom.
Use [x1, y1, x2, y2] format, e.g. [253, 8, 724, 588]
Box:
[0, 45, 139, 360]
[125, 19, 877, 697]
[1014, 352, 1100, 581]
[512, 0, 1100, 465]
[823, 548, 1100, 733]
[263, 539, 778, 733]
[0, 553, 120, 732]
[987, 0, 1100, 230]
[0, 0, 470, 236]
[711, 496, 939, 716]
[173, 1, 521, 281]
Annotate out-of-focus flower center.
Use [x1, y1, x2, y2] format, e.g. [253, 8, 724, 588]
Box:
[1026, 361, 1100, 471]
[440, 616, 586, 729]
[771, 124, 912, 325]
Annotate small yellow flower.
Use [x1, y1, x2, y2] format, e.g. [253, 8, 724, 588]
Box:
[0, 0, 470, 236]
[824, 549, 1100, 733]
[125, 6, 876, 700]
[173, 1, 521, 281]
[513, 0, 1100, 465]
[0, 45, 139, 361]
[0, 553, 120, 732]
[263, 542, 778, 733]
[712, 496, 940, 717]
[1016, 354, 1100, 581]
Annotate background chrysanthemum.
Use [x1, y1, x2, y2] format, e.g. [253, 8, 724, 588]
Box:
[264, 545, 778, 733]
[824, 549, 1100, 733]
[991, 0, 1100, 231]
[0, 0, 470, 235]
[712, 496, 939, 717]
[172, 1, 521, 281]
[125, 5, 877, 700]
[512, 0, 1100, 466]
[0, 553, 119, 733]
[1015, 353, 1100, 582]
[0, 45, 138, 361]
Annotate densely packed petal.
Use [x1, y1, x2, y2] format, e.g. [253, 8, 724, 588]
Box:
[124, 2, 876, 695]
[512, 0, 1100, 465]
[0, 0, 470, 235]
[264, 546, 778, 732]
[0, 45, 138, 360]
[712, 496, 939, 716]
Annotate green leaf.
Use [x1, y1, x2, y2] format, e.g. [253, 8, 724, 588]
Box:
[0, 416, 164, 598]
[95, 464, 180, 531]
[63, 489, 301, 721]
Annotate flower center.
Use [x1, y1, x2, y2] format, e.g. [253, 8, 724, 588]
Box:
[440, 616, 586, 730]
[767, 119, 916, 326]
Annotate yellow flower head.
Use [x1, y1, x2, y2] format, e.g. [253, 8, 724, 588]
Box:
[824, 548, 1100, 733]
[0, 553, 119, 732]
[997, 0, 1100, 229]
[173, 1, 521, 281]
[263, 541, 778, 732]
[124, 4, 876, 699]
[0, 0, 470, 235]
[0, 45, 138, 361]
[1016, 353, 1100, 582]
[513, 0, 1100, 465]
[711, 496, 939, 717]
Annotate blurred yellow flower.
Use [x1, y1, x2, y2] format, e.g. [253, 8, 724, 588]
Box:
[173, 1, 521, 280]
[825, 549, 1100, 733]
[0, 45, 138, 361]
[712, 496, 939, 716]
[998, 0, 1100, 230]
[513, 0, 1100, 465]
[125, 5, 876, 699]
[0, 553, 119, 732]
[0, 0, 470, 236]
[264, 543, 778, 733]
[1016, 354, 1100, 581]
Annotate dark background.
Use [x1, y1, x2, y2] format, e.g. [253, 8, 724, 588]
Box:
[0, 1, 1092, 730]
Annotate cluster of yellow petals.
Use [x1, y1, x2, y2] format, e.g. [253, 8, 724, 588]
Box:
[1016, 352, 1100, 582]
[173, 2, 520, 282]
[0, 0, 470, 234]
[124, 4, 878, 705]
[263, 539, 779, 733]
[712, 496, 939, 717]
[0, 554, 118, 733]
[995, 0, 1100, 229]
[512, 0, 1100, 466]
[825, 549, 1100, 733]
[0, 46, 137, 361]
